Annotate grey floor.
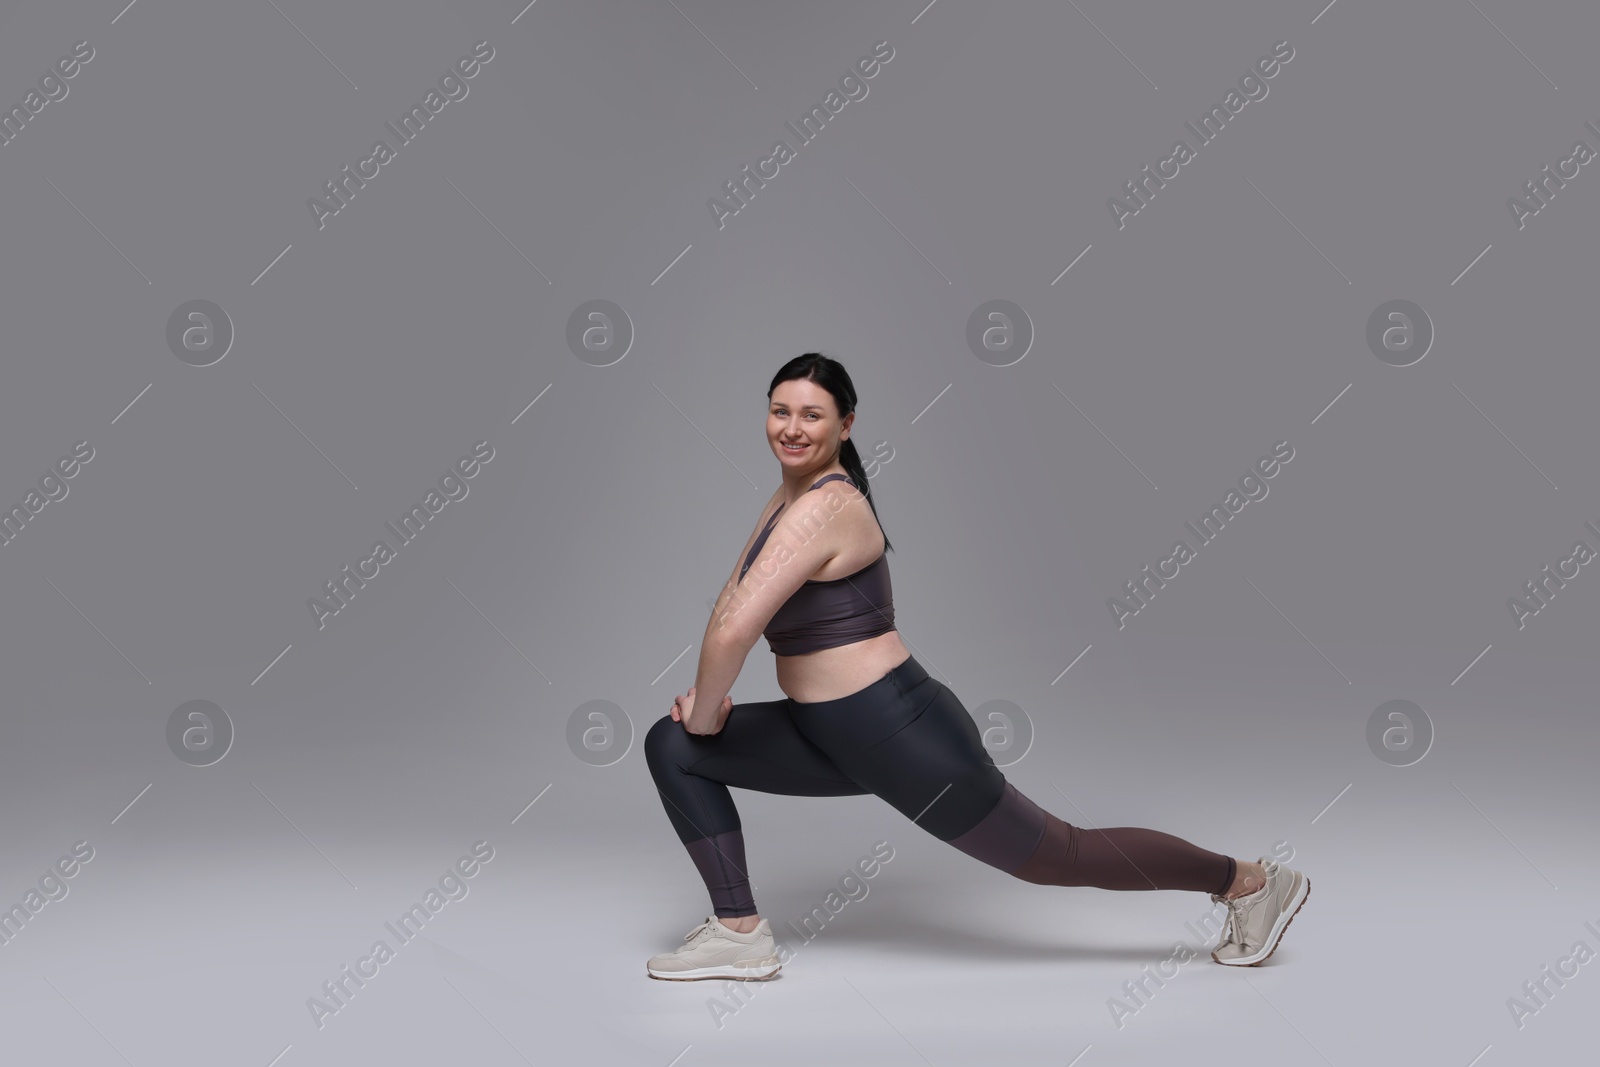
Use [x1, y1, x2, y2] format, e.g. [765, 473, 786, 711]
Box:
[5, 693, 1592, 1067]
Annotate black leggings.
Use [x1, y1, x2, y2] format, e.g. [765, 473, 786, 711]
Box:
[644, 655, 1235, 917]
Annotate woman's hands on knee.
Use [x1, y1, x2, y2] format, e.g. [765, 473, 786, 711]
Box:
[672, 686, 733, 733]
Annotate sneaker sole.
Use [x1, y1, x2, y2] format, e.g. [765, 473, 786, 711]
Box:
[1211, 876, 1309, 967]
[646, 956, 782, 982]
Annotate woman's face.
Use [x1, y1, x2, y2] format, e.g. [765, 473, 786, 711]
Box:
[768, 379, 851, 467]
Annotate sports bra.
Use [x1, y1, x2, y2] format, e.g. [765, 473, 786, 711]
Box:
[736, 473, 895, 655]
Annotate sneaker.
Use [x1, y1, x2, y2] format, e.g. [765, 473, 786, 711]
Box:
[1210, 858, 1309, 966]
[646, 915, 781, 982]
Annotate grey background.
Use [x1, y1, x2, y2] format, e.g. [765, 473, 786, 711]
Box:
[2, 0, 1595, 1063]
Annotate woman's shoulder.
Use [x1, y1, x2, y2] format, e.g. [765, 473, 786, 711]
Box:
[807, 471, 867, 507]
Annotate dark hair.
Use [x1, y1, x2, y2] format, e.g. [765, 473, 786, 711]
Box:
[767, 353, 892, 553]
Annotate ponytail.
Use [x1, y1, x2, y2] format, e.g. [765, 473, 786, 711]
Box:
[839, 427, 892, 553]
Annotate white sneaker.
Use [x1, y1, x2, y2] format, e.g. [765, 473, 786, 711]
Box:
[646, 915, 781, 982]
[1211, 858, 1309, 966]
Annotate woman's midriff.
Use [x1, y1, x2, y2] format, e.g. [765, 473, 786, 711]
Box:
[776, 629, 913, 703]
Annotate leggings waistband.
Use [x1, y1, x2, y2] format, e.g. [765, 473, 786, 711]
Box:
[788, 654, 930, 712]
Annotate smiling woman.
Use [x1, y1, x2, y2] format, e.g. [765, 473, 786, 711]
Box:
[641, 352, 1309, 983]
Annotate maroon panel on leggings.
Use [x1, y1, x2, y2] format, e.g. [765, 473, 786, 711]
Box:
[945, 782, 1048, 871]
[684, 831, 757, 917]
[1012, 812, 1236, 896]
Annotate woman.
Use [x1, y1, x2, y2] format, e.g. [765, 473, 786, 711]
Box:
[643, 353, 1308, 981]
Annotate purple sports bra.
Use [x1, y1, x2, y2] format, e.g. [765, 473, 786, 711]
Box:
[736, 473, 895, 655]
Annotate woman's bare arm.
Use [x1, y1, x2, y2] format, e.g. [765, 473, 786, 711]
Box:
[683, 493, 849, 733]
[706, 486, 782, 623]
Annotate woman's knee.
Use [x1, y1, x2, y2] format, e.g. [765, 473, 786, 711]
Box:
[644, 713, 691, 776]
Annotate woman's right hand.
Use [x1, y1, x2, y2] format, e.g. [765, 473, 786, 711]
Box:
[672, 686, 732, 725]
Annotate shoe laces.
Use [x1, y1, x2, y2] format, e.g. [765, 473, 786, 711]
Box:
[1225, 862, 1278, 941]
[682, 917, 721, 945]
[1220, 896, 1247, 947]
[1205, 892, 1236, 947]
[1213, 860, 1275, 946]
